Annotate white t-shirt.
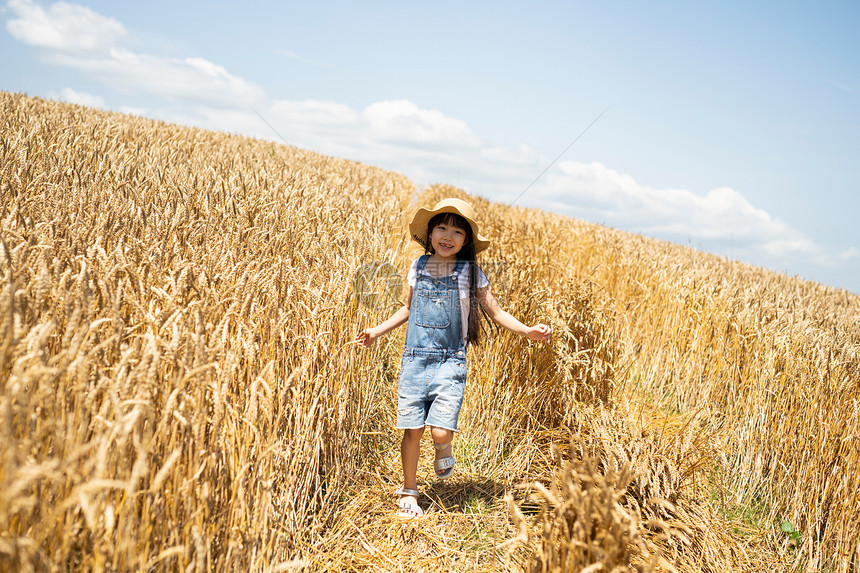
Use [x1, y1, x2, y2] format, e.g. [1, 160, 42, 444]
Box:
[406, 257, 489, 341]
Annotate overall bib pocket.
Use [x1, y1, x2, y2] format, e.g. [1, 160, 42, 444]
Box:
[415, 289, 451, 328]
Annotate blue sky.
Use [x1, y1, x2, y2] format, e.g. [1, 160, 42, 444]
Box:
[2, 0, 858, 293]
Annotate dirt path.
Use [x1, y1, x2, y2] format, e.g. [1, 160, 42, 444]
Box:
[309, 403, 788, 572]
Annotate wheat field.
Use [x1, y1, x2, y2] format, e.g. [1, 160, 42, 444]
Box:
[2, 92, 859, 572]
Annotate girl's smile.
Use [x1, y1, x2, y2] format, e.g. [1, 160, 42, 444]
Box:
[429, 224, 466, 259]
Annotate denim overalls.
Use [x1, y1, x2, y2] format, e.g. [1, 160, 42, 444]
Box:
[397, 255, 468, 432]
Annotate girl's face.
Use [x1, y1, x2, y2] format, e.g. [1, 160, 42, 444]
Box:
[429, 221, 467, 258]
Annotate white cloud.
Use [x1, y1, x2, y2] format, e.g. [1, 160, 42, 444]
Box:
[46, 49, 268, 108]
[537, 161, 813, 253]
[270, 99, 360, 129]
[481, 144, 542, 167]
[50, 87, 104, 108]
[364, 100, 481, 148]
[6, 0, 125, 51]
[763, 238, 817, 256]
[7, 0, 266, 108]
[841, 247, 859, 260]
[177, 99, 484, 159]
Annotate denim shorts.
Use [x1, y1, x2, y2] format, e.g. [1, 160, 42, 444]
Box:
[397, 348, 467, 432]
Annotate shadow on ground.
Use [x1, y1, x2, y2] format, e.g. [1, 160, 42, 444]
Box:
[420, 477, 511, 514]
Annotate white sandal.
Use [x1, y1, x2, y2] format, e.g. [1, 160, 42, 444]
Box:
[394, 487, 423, 520]
[433, 441, 455, 479]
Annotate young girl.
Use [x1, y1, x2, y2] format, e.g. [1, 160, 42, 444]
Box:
[356, 198, 551, 519]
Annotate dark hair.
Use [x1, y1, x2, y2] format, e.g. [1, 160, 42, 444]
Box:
[425, 213, 488, 346]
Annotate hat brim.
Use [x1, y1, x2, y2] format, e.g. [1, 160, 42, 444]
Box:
[409, 203, 491, 254]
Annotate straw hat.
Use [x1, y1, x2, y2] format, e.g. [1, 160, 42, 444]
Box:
[409, 198, 491, 254]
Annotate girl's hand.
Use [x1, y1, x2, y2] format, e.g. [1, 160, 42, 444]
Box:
[355, 328, 379, 348]
[526, 324, 552, 343]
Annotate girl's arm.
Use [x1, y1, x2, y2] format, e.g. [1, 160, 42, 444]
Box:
[355, 287, 413, 348]
[477, 286, 552, 342]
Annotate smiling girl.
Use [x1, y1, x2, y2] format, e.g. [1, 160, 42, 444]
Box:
[356, 198, 551, 520]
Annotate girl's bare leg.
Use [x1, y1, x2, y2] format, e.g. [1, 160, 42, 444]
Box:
[430, 426, 454, 476]
[400, 428, 424, 505]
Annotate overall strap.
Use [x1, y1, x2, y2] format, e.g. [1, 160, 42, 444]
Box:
[451, 258, 468, 278]
[415, 254, 431, 273]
